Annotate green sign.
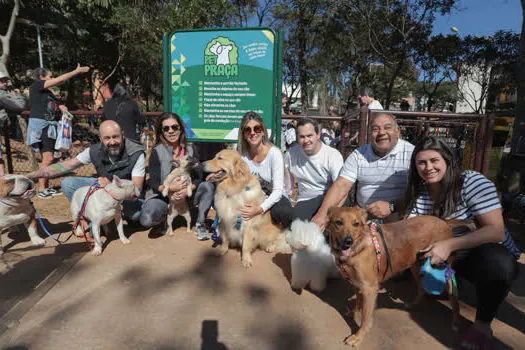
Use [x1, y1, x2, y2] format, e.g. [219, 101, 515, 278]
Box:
[163, 28, 283, 144]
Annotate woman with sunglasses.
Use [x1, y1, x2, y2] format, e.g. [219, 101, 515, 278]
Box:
[405, 136, 520, 349]
[238, 112, 286, 220]
[139, 113, 213, 240]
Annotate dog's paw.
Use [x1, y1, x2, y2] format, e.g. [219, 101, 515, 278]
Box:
[31, 237, 46, 246]
[264, 244, 276, 253]
[344, 334, 362, 347]
[121, 238, 131, 245]
[242, 258, 253, 268]
[216, 246, 229, 256]
[91, 247, 103, 256]
[167, 230, 175, 236]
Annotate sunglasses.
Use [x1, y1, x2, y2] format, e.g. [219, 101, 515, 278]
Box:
[162, 124, 181, 133]
[243, 125, 263, 135]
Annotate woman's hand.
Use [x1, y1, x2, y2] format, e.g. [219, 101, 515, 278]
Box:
[173, 188, 188, 201]
[420, 239, 454, 266]
[58, 105, 68, 113]
[240, 202, 263, 220]
[168, 176, 188, 193]
[75, 63, 90, 74]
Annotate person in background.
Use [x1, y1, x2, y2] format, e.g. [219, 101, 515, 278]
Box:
[102, 83, 145, 142]
[0, 69, 26, 176]
[28, 64, 90, 198]
[358, 87, 383, 110]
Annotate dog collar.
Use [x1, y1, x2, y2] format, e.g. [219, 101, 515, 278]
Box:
[0, 197, 16, 207]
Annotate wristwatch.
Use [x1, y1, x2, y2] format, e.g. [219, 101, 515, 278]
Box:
[389, 201, 395, 213]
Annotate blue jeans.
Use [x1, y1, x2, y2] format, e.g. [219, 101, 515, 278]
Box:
[61, 176, 143, 222]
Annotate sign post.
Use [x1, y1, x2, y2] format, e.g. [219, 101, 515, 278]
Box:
[163, 28, 282, 146]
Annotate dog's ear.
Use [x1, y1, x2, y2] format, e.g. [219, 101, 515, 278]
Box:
[113, 175, 123, 187]
[0, 178, 15, 198]
[233, 157, 248, 179]
[360, 207, 368, 223]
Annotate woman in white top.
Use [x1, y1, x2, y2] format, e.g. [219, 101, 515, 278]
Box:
[237, 111, 286, 220]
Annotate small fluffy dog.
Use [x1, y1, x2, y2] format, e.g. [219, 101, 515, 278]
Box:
[204, 149, 288, 267]
[285, 219, 340, 292]
[70, 176, 140, 256]
[160, 155, 193, 235]
[0, 175, 45, 254]
[326, 207, 465, 346]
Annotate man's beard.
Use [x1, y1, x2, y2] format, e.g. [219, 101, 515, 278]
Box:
[106, 144, 122, 157]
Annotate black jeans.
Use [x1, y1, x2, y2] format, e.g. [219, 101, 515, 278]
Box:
[270, 195, 325, 228]
[453, 243, 518, 323]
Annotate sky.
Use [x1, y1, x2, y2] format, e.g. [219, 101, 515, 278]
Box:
[433, 0, 522, 37]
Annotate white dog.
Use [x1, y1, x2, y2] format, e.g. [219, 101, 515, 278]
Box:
[0, 175, 45, 254]
[286, 220, 340, 292]
[70, 176, 140, 256]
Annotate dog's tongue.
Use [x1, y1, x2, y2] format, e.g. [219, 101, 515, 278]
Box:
[342, 248, 352, 256]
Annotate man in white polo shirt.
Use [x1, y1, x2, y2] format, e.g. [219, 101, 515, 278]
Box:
[271, 117, 343, 227]
[312, 113, 414, 230]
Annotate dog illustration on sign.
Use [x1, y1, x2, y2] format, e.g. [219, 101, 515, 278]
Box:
[209, 42, 233, 65]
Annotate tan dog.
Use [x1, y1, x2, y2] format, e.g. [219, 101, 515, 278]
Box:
[160, 155, 193, 235]
[326, 207, 462, 346]
[0, 175, 45, 254]
[204, 149, 288, 267]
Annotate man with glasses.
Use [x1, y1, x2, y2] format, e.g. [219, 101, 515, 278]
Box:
[27, 120, 145, 222]
[270, 117, 343, 227]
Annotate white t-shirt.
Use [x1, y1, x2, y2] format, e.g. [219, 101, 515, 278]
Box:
[368, 99, 383, 110]
[242, 147, 285, 213]
[76, 148, 146, 178]
[339, 139, 414, 206]
[285, 143, 344, 202]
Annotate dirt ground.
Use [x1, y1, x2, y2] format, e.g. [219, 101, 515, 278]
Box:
[0, 195, 524, 350]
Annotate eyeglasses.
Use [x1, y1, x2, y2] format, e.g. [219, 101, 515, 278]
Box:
[243, 125, 263, 136]
[162, 124, 181, 133]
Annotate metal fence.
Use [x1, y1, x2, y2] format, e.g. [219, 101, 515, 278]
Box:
[283, 108, 495, 175]
[1, 109, 494, 180]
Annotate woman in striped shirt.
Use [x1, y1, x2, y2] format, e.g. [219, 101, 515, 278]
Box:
[405, 136, 519, 349]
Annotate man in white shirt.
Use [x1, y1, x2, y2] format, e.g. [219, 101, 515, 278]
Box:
[28, 120, 145, 221]
[271, 117, 343, 227]
[359, 87, 383, 110]
[312, 113, 414, 230]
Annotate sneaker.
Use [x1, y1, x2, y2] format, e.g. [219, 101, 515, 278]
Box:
[46, 188, 63, 197]
[38, 189, 53, 199]
[195, 223, 210, 241]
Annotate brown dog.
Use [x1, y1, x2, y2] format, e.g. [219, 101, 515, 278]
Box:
[204, 150, 288, 267]
[326, 207, 462, 346]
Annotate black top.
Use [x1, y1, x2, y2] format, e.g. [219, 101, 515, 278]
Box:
[102, 98, 145, 141]
[29, 80, 58, 120]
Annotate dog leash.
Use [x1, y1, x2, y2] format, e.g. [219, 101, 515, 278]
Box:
[368, 221, 393, 277]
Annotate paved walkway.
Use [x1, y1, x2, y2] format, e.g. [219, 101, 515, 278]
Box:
[0, 197, 524, 349]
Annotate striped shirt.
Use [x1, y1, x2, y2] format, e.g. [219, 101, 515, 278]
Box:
[409, 170, 520, 259]
[340, 139, 414, 206]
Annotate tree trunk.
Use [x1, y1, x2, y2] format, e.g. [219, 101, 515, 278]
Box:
[0, 0, 20, 77]
[511, 1, 525, 155]
[385, 57, 405, 109]
[297, 6, 309, 114]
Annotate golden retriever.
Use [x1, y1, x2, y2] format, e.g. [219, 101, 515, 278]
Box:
[204, 149, 287, 267]
[326, 207, 463, 346]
